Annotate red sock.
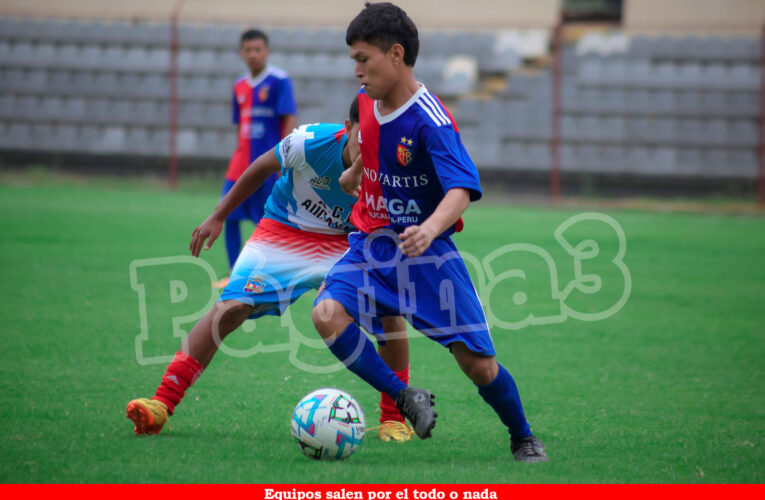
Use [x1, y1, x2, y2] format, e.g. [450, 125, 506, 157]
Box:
[152, 352, 204, 415]
[379, 366, 410, 423]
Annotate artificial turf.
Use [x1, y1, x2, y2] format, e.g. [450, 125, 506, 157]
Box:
[0, 174, 762, 483]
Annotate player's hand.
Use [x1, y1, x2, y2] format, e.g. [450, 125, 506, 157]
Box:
[189, 216, 224, 257]
[339, 154, 363, 197]
[399, 224, 437, 258]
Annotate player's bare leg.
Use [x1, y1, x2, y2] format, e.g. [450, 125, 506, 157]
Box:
[182, 300, 254, 368]
[127, 300, 253, 434]
[450, 342, 548, 462]
[312, 300, 436, 439]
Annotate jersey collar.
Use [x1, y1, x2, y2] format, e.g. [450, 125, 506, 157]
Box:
[245, 66, 272, 88]
[373, 84, 426, 125]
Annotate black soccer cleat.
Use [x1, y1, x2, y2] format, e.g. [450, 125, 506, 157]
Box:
[511, 435, 549, 463]
[395, 387, 437, 439]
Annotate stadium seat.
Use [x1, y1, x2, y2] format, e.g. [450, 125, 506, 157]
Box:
[578, 58, 603, 84]
[205, 102, 231, 128]
[626, 59, 651, 87]
[676, 91, 702, 114]
[677, 119, 703, 145]
[176, 129, 198, 155]
[497, 141, 521, 169]
[0, 95, 13, 119]
[601, 89, 626, 113]
[8, 42, 34, 67]
[653, 62, 678, 89]
[311, 28, 346, 53]
[701, 63, 727, 89]
[439, 56, 477, 97]
[729, 150, 758, 178]
[729, 64, 759, 90]
[730, 120, 758, 147]
[629, 36, 654, 58]
[560, 116, 578, 141]
[676, 148, 702, 175]
[84, 99, 109, 122]
[80, 46, 108, 70]
[627, 146, 652, 173]
[94, 72, 119, 95]
[700, 149, 728, 176]
[420, 32, 451, 57]
[604, 58, 627, 84]
[55, 45, 82, 70]
[678, 63, 702, 88]
[10, 96, 37, 121]
[55, 125, 79, 152]
[481, 32, 522, 73]
[5, 122, 33, 150]
[35, 96, 64, 121]
[62, 98, 87, 122]
[527, 144, 550, 170]
[95, 125, 127, 153]
[704, 119, 729, 146]
[217, 51, 242, 74]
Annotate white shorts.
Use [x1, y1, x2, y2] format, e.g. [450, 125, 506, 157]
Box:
[219, 218, 349, 319]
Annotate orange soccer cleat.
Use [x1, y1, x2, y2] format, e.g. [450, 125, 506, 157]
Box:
[126, 398, 169, 435]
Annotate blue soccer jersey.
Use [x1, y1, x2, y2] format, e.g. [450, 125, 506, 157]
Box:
[226, 66, 297, 182]
[350, 85, 482, 235]
[267, 123, 357, 234]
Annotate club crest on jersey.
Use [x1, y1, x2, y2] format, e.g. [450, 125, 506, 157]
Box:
[244, 277, 265, 294]
[397, 137, 414, 167]
[258, 85, 269, 103]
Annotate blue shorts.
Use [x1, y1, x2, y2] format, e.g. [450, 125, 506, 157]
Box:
[315, 229, 495, 355]
[222, 175, 277, 223]
[220, 219, 349, 320]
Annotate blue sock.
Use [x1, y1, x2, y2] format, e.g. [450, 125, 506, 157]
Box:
[326, 322, 407, 400]
[224, 219, 241, 271]
[477, 364, 532, 438]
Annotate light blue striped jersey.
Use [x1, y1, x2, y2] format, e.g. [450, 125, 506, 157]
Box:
[266, 123, 356, 234]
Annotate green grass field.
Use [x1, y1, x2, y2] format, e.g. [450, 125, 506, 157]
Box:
[0, 173, 763, 483]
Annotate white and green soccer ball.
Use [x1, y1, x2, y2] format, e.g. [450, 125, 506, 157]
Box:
[290, 388, 366, 461]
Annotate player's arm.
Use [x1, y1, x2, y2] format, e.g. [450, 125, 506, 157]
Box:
[399, 188, 470, 258]
[280, 114, 297, 139]
[189, 149, 281, 257]
[339, 152, 363, 197]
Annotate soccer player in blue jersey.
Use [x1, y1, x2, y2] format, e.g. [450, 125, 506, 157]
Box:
[312, 2, 548, 462]
[126, 99, 413, 441]
[215, 29, 298, 288]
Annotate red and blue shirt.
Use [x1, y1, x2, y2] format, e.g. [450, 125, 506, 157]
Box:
[351, 85, 481, 236]
[226, 66, 297, 182]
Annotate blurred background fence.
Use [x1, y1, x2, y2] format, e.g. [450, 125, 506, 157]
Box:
[0, 0, 762, 199]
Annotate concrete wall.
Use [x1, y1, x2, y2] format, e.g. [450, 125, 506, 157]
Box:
[0, 0, 560, 29]
[624, 0, 765, 34]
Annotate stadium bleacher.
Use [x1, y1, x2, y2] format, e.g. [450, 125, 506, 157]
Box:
[0, 16, 761, 183]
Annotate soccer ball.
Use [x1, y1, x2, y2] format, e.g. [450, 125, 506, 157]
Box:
[290, 388, 366, 461]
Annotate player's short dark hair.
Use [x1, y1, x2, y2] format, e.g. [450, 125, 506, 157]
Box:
[349, 96, 359, 124]
[345, 2, 419, 67]
[240, 29, 268, 47]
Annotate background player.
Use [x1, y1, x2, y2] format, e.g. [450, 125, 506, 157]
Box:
[126, 99, 413, 441]
[312, 2, 548, 462]
[216, 29, 298, 288]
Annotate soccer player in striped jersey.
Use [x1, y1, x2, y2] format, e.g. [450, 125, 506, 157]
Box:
[126, 98, 413, 442]
[216, 29, 298, 288]
[312, 2, 548, 462]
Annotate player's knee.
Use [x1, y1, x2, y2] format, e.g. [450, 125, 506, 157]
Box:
[312, 300, 352, 340]
[215, 300, 252, 337]
[452, 343, 498, 385]
[467, 356, 498, 385]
